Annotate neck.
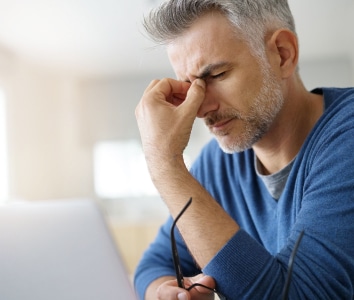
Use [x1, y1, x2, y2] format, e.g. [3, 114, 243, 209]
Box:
[253, 76, 323, 175]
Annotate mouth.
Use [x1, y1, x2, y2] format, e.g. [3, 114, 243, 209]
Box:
[208, 118, 235, 133]
[213, 118, 233, 127]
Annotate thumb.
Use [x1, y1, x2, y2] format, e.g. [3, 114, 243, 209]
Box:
[188, 275, 216, 295]
[179, 79, 205, 115]
[197, 275, 216, 289]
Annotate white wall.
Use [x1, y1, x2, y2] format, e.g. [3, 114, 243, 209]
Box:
[2, 55, 93, 201]
[299, 56, 353, 90]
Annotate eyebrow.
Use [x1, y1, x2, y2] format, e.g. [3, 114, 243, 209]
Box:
[197, 62, 232, 80]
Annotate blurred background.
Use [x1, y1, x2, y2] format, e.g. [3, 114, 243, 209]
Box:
[0, 0, 353, 275]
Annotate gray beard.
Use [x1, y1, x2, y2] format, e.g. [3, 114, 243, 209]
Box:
[210, 67, 284, 153]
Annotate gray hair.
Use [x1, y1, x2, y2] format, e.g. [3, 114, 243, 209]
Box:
[143, 0, 296, 60]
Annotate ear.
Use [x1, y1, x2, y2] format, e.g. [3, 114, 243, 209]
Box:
[266, 29, 299, 79]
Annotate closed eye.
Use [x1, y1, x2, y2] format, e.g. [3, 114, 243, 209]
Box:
[211, 72, 226, 79]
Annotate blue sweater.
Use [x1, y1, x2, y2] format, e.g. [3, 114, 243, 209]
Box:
[134, 88, 354, 299]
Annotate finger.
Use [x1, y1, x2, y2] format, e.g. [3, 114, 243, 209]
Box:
[178, 78, 206, 115]
[185, 275, 216, 295]
[143, 79, 161, 94]
[168, 92, 189, 106]
[156, 280, 191, 300]
[196, 275, 216, 291]
[146, 78, 191, 102]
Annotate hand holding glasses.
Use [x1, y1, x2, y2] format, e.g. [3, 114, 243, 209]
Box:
[170, 198, 304, 300]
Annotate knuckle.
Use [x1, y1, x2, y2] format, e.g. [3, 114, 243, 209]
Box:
[151, 79, 160, 85]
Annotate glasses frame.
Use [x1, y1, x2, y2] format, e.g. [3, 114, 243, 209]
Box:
[170, 197, 191, 289]
[282, 229, 304, 299]
[170, 198, 226, 299]
[170, 197, 304, 300]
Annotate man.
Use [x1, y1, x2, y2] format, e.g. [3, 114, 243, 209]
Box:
[134, 0, 354, 299]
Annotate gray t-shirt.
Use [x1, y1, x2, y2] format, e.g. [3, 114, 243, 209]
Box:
[255, 155, 295, 200]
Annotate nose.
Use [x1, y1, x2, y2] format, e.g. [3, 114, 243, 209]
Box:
[196, 90, 219, 118]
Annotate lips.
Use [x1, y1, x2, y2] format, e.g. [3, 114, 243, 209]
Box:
[208, 118, 235, 134]
[213, 118, 233, 128]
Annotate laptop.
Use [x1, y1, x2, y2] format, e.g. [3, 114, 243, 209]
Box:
[0, 199, 137, 300]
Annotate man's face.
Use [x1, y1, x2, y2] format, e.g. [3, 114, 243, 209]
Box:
[167, 12, 284, 153]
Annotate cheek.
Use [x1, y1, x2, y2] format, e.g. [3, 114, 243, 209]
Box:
[207, 78, 258, 111]
[238, 73, 265, 106]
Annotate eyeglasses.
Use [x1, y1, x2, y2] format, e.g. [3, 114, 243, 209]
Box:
[170, 197, 304, 300]
[282, 229, 304, 299]
[170, 197, 226, 299]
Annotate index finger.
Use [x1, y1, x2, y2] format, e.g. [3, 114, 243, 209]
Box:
[144, 78, 192, 103]
[176, 78, 206, 114]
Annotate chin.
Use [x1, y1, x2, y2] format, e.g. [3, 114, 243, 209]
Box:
[216, 138, 251, 154]
[215, 132, 259, 154]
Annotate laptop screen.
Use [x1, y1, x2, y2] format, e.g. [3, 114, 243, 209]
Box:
[0, 199, 137, 300]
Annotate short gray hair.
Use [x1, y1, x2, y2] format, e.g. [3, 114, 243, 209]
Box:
[143, 0, 296, 60]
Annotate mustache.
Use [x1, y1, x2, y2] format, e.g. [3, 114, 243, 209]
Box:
[204, 110, 243, 126]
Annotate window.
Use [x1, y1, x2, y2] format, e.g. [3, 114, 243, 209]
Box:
[93, 139, 158, 199]
[0, 89, 9, 202]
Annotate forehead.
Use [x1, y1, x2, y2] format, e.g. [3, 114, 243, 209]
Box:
[166, 12, 249, 79]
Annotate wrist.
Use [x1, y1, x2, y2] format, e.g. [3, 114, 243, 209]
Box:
[146, 154, 191, 194]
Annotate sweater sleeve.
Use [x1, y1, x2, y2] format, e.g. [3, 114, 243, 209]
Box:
[203, 229, 285, 298]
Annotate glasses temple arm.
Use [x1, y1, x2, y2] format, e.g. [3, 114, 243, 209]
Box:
[170, 198, 193, 289]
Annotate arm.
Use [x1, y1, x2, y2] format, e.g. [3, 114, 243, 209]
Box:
[134, 216, 208, 299]
[135, 78, 239, 268]
[135, 80, 354, 299]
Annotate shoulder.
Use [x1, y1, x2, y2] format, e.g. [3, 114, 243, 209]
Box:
[319, 87, 354, 115]
[297, 87, 354, 178]
[309, 87, 354, 139]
